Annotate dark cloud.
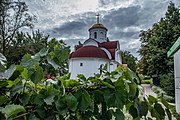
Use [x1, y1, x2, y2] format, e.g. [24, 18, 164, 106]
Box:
[103, 6, 141, 28]
[55, 21, 86, 35]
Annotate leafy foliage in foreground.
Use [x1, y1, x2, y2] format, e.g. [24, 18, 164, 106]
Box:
[0, 52, 173, 120]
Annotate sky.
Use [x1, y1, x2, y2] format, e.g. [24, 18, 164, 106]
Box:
[23, 0, 180, 58]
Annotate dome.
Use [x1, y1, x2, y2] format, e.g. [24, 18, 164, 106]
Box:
[70, 46, 109, 59]
[89, 23, 108, 31]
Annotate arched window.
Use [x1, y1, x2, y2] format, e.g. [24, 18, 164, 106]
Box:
[94, 32, 97, 39]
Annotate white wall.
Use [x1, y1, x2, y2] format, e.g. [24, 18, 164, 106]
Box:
[109, 61, 118, 72]
[69, 58, 109, 79]
[174, 49, 180, 114]
[89, 28, 107, 42]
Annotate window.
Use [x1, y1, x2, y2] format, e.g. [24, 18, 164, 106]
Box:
[80, 63, 83, 66]
[94, 32, 97, 39]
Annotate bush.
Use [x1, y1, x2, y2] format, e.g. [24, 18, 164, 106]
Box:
[160, 73, 175, 97]
[141, 79, 152, 84]
[0, 53, 174, 120]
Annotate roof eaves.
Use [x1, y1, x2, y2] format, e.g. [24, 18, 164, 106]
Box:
[167, 37, 180, 58]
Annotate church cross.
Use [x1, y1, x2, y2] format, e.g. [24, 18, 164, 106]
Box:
[96, 13, 100, 23]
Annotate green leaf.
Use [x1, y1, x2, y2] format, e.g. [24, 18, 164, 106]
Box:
[47, 57, 60, 70]
[44, 95, 54, 105]
[55, 96, 68, 116]
[29, 65, 43, 83]
[0, 65, 16, 80]
[154, 103, 165, 119]
[106, 109, 113, 120]
[129, 105, 138, 119]
[115, 91, 124, 109]
[65, 94, 78, 111]
[128, 82, 137, 98]
[21, 54, 39, 69]
[19, 92, 30, 105]
[2, 104, 26, 118]
[64, 79, 80, 87]
[104, 89, 116, 107]
[114, 109, 124, 120]
[150, 109, 160, 119]
[36, 48, 48, 57]
[36, 106, 45, 118]
[101, 81, 115, 89]
[161, 97, 170, 109]
[75, 89, 91, 112]
[0, 96, 8, 105]
[165, 108, 172, 120]
[139, 101, 148, 117]
[148, 95, 157, 104]
[77, 74, 86, 81]
[21, 68, 29, 80]
[32, 94, 44, 106]
[10, 81, 23, 97]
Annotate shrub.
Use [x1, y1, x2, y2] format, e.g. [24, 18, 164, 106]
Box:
[141, 79, 152, 84]
[160, 73, 175, 97]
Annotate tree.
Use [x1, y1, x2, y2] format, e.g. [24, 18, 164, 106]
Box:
[121, 50, 137, 72]
[4, 30, 48, 65]
[138, 2, 179, 76]
[0, 0, 36, 55]
[138, 2, 180, 97]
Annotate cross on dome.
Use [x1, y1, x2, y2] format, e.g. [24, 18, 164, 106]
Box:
[96, 13, 100, 23]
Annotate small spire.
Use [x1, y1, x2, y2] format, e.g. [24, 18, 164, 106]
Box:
[96, 13, 100, 23]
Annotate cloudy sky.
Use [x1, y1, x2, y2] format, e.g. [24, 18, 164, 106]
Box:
[23, 0, 180, 58]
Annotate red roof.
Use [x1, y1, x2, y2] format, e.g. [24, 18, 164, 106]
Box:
[70, 46, 108, 59]
[100, 41, 118, 49]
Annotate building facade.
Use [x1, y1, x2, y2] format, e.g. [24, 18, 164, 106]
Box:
[69, 17, 122, 79]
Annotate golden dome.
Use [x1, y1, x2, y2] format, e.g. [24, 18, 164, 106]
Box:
[89, 23, 108, 31]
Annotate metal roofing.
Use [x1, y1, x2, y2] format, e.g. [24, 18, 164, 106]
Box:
[100, 41, 118, 49]
[72, 39, 119, 60]
[167, 37, 180, 57]
[89, 23, 108, 31]
[70, 46, 109, 59]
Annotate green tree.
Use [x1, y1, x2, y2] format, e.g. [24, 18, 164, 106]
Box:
[138, 2, 180, 97]
[121, 50, 137, 72]
[0, 0, 36, 55]
[5, 30, 49, 65]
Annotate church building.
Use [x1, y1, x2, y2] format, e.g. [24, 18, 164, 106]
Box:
[69, 15, 122, 79]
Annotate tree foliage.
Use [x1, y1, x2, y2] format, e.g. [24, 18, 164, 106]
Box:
[5, 30, 49, 65]
[0, 0, 36, 55]
[138, 2, 179, 97]
[138, 2, 180, 76]
[0, 52, 173, 120]
[121, 50, 137, 72]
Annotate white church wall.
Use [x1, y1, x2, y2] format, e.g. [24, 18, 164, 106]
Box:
[174, 49, 180, 114]
[69, 58, 109, 79]
[89, 28, 107, 42]
[109, 61, 118, 72]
